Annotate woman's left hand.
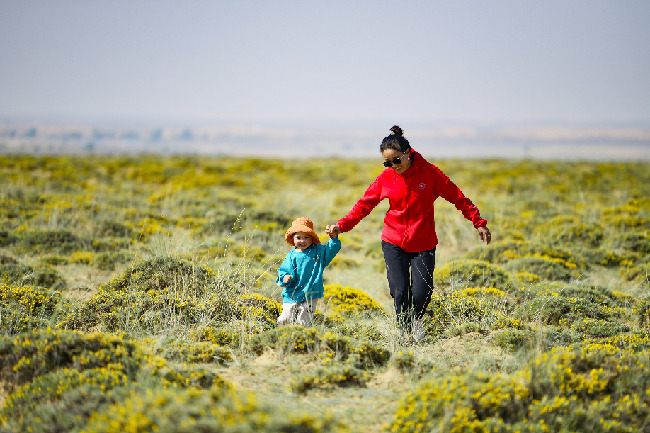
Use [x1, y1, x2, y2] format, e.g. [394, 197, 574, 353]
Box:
[478, 226, 492, 245]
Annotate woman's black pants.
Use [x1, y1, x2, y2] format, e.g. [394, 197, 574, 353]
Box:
[382, 241, 436, 330]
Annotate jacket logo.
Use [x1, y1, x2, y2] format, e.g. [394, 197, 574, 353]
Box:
[418, 183, 426, 190]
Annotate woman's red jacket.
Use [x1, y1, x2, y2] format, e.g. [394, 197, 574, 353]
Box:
[337, 150, 487, 253]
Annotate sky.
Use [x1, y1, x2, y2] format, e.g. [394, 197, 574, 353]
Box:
[1, 1, 649, 128]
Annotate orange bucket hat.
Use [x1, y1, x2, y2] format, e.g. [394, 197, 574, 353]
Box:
[285, 217, 321, 246]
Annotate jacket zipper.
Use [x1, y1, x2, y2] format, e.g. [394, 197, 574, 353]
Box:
[402, 178, 410, 249]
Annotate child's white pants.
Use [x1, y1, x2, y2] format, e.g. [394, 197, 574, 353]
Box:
[277, 299, 318, 326]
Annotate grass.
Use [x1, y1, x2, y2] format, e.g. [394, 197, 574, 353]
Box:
[0, 155, 649, 432]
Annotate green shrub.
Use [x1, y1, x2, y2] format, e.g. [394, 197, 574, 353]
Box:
[98, 256, 219, 294]
[432, 259, 513, 292]
[0, 230, 18, 247]
[426, 289, 519, 337]
[492, 328, 534, 351]
[0, 255, 17, 264]
[392, 350, 416, 372]
[291, 364, 369, 394]
[606, 231, 650, 255]
[94, 250, 131, 271]
[250, 326, 390, 370]
[464, 240, 586, 271]
[250, 326, 320, 355]
[570, 317, 630, 338]
[514, 284, 628, 326]
[635, 299, 650, 328]
[11, 229, 90, 254]
[0, 262, 66, 290]
[541, 216, 606, 248]
[505, 256, 577, 281]
[619, 260, 650, 285]
[96, 219, 135, 238]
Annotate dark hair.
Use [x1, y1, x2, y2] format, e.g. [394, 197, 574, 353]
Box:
[380, 125, 411, 153]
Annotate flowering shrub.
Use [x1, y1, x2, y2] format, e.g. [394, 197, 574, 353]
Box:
[389, 343, 650, 433]
[157, 339, 232, 365]
[0, 284, 62, 335]
[0, 328, 234, 433]
[323, 284, 385, 319]
[58, 256, 239, 333]
[0, 366, 132, 433]
[153, 363, 231, 390]
[0, 329, 149, 388]
[189, 326, 241, 347]
[233, 293, 282, 329]
[82, 385, 346, 433]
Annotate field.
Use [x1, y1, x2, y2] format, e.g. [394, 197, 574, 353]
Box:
[0, 155, 649, 433]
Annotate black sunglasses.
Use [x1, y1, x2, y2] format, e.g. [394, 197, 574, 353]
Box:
[383, 156, 404, 167]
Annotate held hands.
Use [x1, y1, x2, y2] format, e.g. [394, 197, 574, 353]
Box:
[478, 226, 492, 245]
[283, 274, 292, 284]
[325, 224, 341, 239]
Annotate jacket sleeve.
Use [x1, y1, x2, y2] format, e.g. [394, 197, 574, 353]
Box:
[322, 238, 342, 267]
[276, 252, 297, 287]
[433, 166, 487, 228]
[337, 177, 383, 232]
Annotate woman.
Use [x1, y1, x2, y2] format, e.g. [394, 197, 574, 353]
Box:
[326, 125, 491, 342]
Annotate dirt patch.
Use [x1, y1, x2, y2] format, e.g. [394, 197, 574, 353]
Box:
[219, 352, 402, 432]
[0, 380, 9, 409]
[62, 286, 96, 301]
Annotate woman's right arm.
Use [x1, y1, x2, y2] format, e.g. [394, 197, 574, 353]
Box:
[336, 178, 383, 233]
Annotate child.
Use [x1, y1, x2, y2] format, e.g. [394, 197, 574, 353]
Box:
[276, 217, 341, 326]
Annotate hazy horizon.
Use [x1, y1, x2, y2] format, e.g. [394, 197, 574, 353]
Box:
[2, 118, 649, 160]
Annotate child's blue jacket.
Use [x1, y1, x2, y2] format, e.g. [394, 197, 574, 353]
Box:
[276, 238, 341, 303]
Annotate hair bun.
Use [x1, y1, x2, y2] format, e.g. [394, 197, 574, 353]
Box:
[390, 125, 403, 136]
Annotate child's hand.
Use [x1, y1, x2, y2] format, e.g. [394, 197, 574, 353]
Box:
[283, 274, 292, 284]
[326, 224, 340, 239]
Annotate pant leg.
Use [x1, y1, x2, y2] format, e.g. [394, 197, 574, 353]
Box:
[382, 241, 414, 329]
[410, 247, 436, 320]
[295, 298, 318, 326]
[277, 303, 298, 325]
